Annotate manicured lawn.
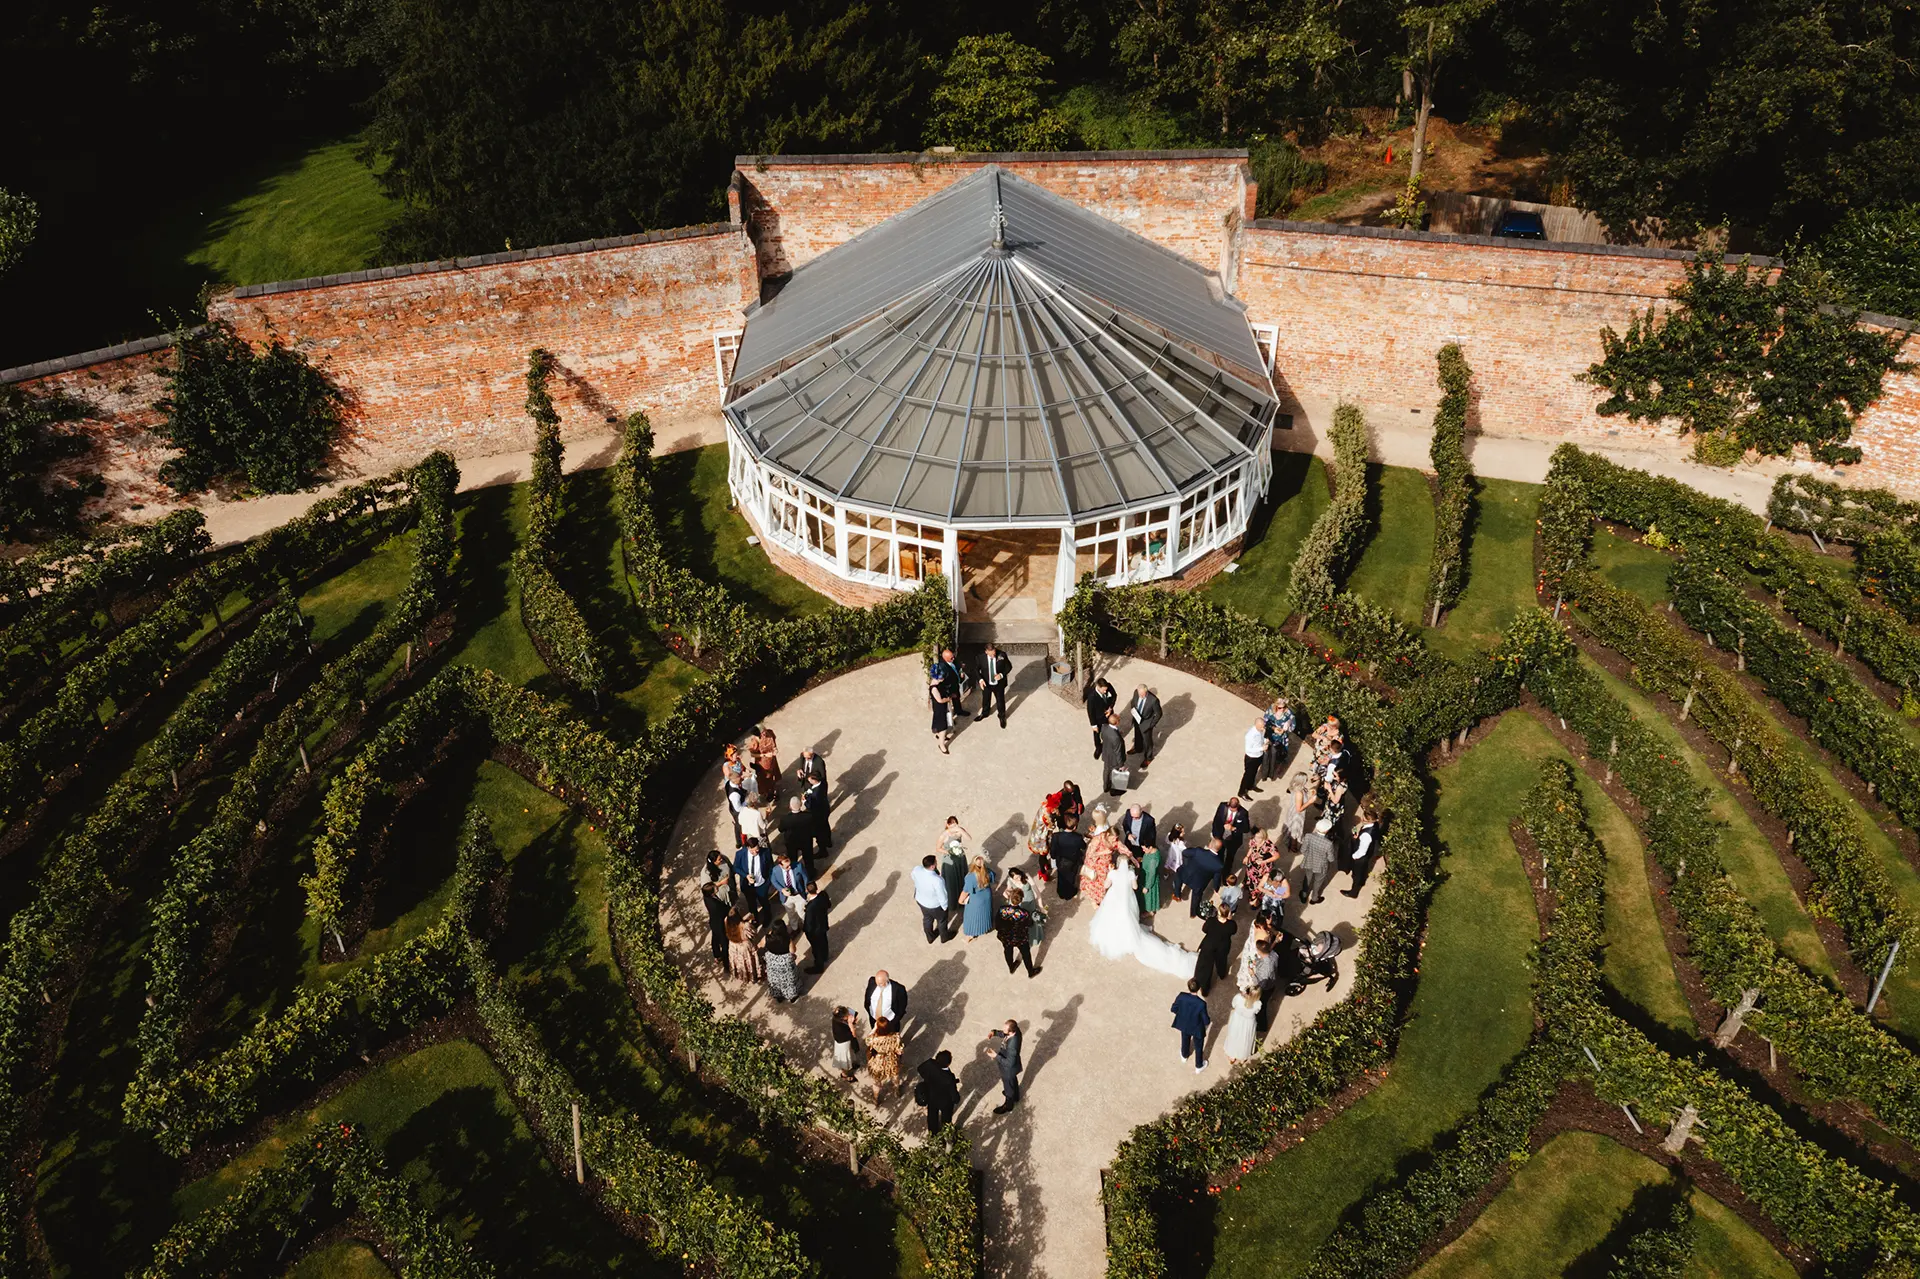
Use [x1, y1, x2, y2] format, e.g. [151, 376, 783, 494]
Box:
[1593, 526, 1674, 606]
[185, 136, 398, 287]
[1200, 452, 1327, 626]
[1427, 477, 1542, 661]
[1344, 463, 1436, 626]
[287, 1240, 396, 1278]
[651, 447, 835, 619]
[1571, 759, 1695, 1034]
[1414, 1130, 1797, 1279]
[1415, 1131, 1667, 1278]
[1207, 712, 1544, 1276]
[1585, 661, 1835, 982]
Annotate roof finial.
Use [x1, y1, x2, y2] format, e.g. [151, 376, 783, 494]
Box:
[991, 198, 1007, 251]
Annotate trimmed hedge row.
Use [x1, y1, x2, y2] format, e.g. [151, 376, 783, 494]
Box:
[129, 454, 459, 1112]
[128, 802, 497, 1149]
[1288, 402, 1373, 616]
[0, 586, 320, 1271]
[1668, 555, 1920, 825]
[614, 412, 750, 656]
[1091, 581, 1526, 1276]
[1427, 344, 1475, 621]
[1556, 558, 1919, 984]
[1768, 473, 1920, 546]
[147, 599, 309, 773]
[0, 509, 210, 703]
[1860, 532, 1920, 629]
[142, 1122, 493, 1279]
[1555, 447, 1920, 698]
[510, 348, 606, 693]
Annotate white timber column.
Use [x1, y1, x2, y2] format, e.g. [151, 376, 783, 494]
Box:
[1052, 525, 1077, 614]
[834, 505, 849, 576]
[943, 525, 962, 616]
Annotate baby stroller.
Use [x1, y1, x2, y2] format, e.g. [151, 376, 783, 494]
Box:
[1281, 928, 1342, 995]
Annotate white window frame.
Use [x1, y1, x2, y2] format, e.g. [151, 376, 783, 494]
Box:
[712, 330, 743, 401]
[1249, 323, 1279, 374]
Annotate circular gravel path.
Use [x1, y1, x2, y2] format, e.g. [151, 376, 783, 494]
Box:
[663, 653, 1378, 1278]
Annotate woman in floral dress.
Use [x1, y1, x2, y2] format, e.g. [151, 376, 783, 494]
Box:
[763, 919, 800, 1002]
[866, 1017, 904, 1103]
[725, 906, 761, 984]
[1081, 811, 1122, 906]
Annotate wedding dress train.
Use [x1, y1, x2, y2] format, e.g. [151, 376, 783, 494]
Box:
[1086, 862, 1195, 977]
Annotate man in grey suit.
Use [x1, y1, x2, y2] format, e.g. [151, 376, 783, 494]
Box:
[1098, 713, 1129, 796]
[1299, 815, 1338, 905]
[1128, 684, 1163, 765]
[985, 1019, 1024, 1113]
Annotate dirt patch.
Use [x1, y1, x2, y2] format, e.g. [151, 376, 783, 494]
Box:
[1280, 110, 1552, 225]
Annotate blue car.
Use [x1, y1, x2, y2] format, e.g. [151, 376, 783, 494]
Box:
[1493, 209, 1547, 240]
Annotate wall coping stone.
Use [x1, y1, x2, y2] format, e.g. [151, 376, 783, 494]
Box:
[226, 222, 740, 300]
[1, 331, 191, 386]
[1245, 217, 1779, 266]
[735, 149, 1250, 166]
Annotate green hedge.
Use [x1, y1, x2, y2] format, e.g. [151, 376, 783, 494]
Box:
[1288, 402, 1373, 616]
[0, 509, 210, 704]
[1860, 532, 1920, 629]
[142, 1122, 493, 1278]
[1668, 555, 1920, 825]
[1427, 344, 1475, 620]
[1768, 473, 1920, 546]
[1606, 1197, 1695, 1279]
[129, 455, 458, 1116]
[511, 348, 606, 693]
[128, 806, 496, 1149]
[0, 583, 327, 1270]
[1561, 560, 1918, 982]
[1555, 447, 1920, 698]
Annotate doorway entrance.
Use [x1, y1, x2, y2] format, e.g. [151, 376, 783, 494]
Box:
[957, 529, 1061, 625]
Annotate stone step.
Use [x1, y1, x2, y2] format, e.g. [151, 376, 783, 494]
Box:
[958, 619, 1058, 651]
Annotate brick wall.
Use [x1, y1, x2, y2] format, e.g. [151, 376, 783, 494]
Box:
[1234, 221, 1920, 496]
[1235, 222, 1688, 443]
[13, 344, 181, 516]
[214, 225, 758, 472]
[731, 151, 1254, 285]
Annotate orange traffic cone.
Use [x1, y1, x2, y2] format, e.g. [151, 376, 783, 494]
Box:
[1384, 146, 1394, 165]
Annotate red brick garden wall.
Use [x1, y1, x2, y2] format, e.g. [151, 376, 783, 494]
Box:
[213, 225, 758, 471]
[1233, 221, 1920, 496]
[731, 151, 1254, 284]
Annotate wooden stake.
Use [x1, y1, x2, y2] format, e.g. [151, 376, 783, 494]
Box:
[1735, 634, 1745, 672]
[170, 768, 179, 792]
[332, 928, 347, 957]
[847, 1135, 861, 1174]
[299, 744, 311, 774]
[1604, 737, 1617, 783]
[1679, 673, 1698, 722]
[405, 642, 412, 672]
[571, 1101, 585, 1184]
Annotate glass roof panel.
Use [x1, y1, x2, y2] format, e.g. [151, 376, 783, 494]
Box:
[954, 465, 1009, 519]
[726, 246, 1272, 524]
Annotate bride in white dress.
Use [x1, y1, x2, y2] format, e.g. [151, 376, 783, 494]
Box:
[1087, 858, 1196, 977]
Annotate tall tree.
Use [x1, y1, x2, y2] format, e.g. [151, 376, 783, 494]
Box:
[1398, 0, 1493, 192]
[361, 0, 921, 262]
[923, 34, 1070, 151]
[1114, 0, 1354, 140]
[1499, 0, 1920, 241]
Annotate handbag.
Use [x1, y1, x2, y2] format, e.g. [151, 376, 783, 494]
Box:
[1110, 766, 1132, 790]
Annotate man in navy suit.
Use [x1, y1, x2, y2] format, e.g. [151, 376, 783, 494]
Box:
[1179, 840, 1225, 916]
[732, 837, 774, 922]
[770, 850, 810, 924]
[1171, 980, 1212, 1072]
[1212, 795, 1252, 870]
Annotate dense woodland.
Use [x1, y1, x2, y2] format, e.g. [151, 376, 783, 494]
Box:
[3, 0, 1920, 365]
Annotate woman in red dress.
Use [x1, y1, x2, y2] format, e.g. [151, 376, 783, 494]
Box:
[747, 725, 781, 802]
[1081, 810, 1122, 906]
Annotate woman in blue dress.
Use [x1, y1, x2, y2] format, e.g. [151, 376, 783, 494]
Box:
[960, 854, 998, 942]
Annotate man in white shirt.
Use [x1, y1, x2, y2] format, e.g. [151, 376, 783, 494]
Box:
[1238, 721, 1266, 798]
[865, 969, 909, 1032]
[912, 854, 952, 944]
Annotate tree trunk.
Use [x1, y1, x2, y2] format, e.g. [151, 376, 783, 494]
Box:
[1408, 22, 1436, 189]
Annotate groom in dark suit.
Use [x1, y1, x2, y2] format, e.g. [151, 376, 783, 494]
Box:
[1049, 818, 1087, 900]
[1171, 981, 1211, 1071]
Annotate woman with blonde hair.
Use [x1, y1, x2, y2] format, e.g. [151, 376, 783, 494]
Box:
[960, 854, 999, 942]
[867, 1017, 904, 1102]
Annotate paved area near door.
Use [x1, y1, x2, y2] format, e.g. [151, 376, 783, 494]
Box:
[663, 654, 1378, 1279]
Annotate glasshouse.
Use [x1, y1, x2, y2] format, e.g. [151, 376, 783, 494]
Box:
[723, 166, 1281, 625]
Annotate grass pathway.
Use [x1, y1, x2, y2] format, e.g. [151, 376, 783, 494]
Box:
[1344, 464, 1436, 625]
[1205, 713, 1545, 1275]
[1200, 453, 1327, 626]
[1426, 477, 1541, 661]
[1413, 1131, 1797, 1279]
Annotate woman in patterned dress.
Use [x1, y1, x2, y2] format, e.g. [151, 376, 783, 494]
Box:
[763, 919, 800, 1002]
[867, 1017, 904, 1103]
[1081, 811, 1122, 906]
[725, 906, 761, 983]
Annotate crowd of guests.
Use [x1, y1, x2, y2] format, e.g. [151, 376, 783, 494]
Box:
[697, 675, 1384, 1129]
